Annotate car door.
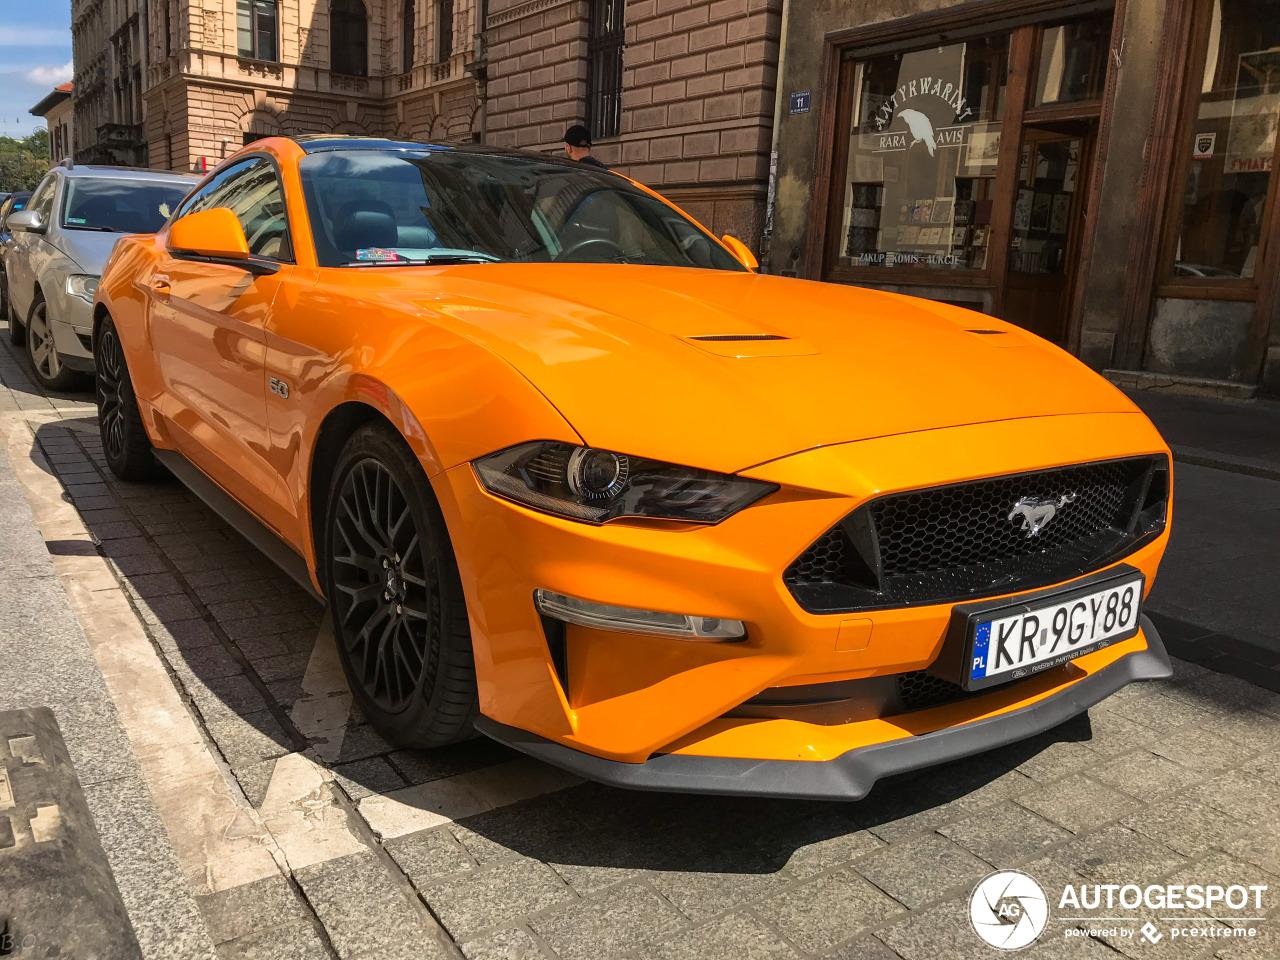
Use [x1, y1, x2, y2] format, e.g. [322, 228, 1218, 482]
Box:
[146, 157, 296, 537]
[8, 175, 57, 322]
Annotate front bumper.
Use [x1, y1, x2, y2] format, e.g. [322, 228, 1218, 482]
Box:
[50, 290, 95, 371]
[477, 616, 1171, 799]
[431, 410, 1172, 766]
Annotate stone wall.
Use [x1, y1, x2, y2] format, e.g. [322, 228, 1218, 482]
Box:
[483, 0, 781, 248]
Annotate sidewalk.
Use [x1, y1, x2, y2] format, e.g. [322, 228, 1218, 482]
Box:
[1125, 389, 1280, 480]
[1125, 389, 1280, 689]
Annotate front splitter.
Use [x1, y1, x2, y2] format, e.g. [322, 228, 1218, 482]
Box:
[475, 616, 1173, 800]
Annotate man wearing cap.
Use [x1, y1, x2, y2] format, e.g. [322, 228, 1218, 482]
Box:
[563, 125, 609, 170]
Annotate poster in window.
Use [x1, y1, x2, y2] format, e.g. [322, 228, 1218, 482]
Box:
[1013, 188, 1034, 231]
[916, 199, 934, 222]
[1019, 144, 1031, 181]
[1049, 193, 1071, 234]
[951, 225, 969, 245]
[852, 153, 885, 182]
[1225, 49, 1280, 175]
[953, 199, 974, 225]
[931, 198, 954, 223]
[1031, 192, 1052, 231]
[901, 225, 921, 245]
[959, 124, 1001, 176]
[1063, 139, 1081, 192]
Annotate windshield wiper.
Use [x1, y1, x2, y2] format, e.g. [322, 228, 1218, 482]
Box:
[340, 253, 500, 267]
[63, 224, 118, 232]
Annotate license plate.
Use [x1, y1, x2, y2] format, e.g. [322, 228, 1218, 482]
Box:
[962, 569, 1145, 691]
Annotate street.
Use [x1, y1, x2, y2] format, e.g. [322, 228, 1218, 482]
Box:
[0, 321, 1277, 960]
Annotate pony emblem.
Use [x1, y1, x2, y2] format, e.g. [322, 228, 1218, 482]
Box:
[1008, 493, 1076, 538]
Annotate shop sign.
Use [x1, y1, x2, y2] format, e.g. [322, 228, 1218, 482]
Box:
[1192, 132, 1216, 159]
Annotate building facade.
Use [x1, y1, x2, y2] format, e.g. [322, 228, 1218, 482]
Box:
[767, 0, 1280, 395]
[72, 0, 152, 165]
[30, 84, 76, 162]
[483, 0, 781, 245]
[141, 0, 483, 172]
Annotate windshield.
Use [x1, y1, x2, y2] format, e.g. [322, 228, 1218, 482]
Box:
[62, 178, 192, 234]
[298, 149, 746, 271]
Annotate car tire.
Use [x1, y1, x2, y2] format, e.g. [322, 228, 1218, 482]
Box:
[26, 295, 86, 392]
[96, 315, 165, 481]
[323, 423, 479, 748]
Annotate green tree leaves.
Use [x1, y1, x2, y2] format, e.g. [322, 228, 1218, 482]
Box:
[0, 130, 52, 192]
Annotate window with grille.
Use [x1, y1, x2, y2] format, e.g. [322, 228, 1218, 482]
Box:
[587, 0, 624, 140]
[403, 0, 416, 72]
[237, 0, 278, 62]
[331, 0, 369, 76]
[436, 0, 454, 61]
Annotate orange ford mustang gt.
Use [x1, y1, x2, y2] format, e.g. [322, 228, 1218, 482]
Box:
[93, 136, 1173, 799]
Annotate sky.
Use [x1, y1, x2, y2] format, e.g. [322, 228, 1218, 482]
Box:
[0, 0, 73, 140]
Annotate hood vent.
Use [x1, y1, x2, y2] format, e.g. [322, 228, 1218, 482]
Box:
[689, 334, 788, 342]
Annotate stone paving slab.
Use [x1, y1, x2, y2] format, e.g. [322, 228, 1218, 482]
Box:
[3, 326, 1280, 959]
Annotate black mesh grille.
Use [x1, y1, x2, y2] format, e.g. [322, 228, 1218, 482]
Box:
[785, 456, 1168, 614]
[896, 671, 977, 712]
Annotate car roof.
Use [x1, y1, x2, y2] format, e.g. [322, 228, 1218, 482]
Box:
[55, 164, 198, 184]
[287, 135, 604, 176]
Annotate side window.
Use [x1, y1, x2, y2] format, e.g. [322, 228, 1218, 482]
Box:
[27, 176, 57, 221]
[179, 158, 292, 261]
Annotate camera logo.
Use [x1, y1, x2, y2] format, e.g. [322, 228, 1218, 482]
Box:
[970, 870, 1050, 950]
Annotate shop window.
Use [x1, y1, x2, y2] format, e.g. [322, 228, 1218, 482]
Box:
[331, 0, 369, 77]
[237, 0, 278, 62]
[588, 0, 625, 140]
[836, 35, 1011, 272]
[1169, 0, 1279, 280]
[1033, 11, 1112, 107]
[403, 1, 416, 72]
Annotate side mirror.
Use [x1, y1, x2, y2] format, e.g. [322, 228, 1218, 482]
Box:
[721, 234, 759, 271]
[7, 210, 45, 235]
[166, 207, 278, 275]
[168, 208, 250, 261]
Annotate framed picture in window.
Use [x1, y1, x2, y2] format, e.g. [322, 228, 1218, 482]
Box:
[959, 124, 1002, 176]
[1013, 188, 1034, 231]
[931, 198, 954, 223]
[1050, 194, 1071, 234]
[1031, 192, 1052, 231]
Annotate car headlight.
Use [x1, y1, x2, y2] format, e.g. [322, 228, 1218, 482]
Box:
[66, 275, 99, 302]
[473, 440, 778, 524]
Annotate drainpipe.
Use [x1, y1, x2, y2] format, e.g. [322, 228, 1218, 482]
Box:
[759, 0, 790, 273]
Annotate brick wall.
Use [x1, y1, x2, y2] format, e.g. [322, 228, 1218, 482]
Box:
[485, 0, 591, 151]
[482, 0, 781, 248]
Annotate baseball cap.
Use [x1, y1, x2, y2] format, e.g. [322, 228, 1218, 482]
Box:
[563, 124, 592, 148]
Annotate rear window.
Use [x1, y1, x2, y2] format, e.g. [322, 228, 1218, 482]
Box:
[62, 178, 193, 235]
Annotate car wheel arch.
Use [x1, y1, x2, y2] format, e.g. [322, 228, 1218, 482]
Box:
[305, 396, 444, 584]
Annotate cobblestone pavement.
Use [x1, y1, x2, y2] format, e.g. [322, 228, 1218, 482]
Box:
[2, 328, 1279, 960]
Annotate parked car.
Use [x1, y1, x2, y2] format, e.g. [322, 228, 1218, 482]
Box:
[0, 190, 34, 321]
[93, 136, 1173, 799]
[6, 163, 196, 390]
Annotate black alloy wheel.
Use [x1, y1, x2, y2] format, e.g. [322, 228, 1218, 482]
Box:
[95, 315, 164, 480]
[325, 424, 478, 746]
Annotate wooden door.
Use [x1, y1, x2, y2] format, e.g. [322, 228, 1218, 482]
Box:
[1001, 124, 1096, 344]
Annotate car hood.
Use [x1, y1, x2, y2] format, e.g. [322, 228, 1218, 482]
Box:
[398, 264, 1139, 474]
[55, 229, 124, 274]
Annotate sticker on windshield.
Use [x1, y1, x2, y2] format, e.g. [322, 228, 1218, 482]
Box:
[158, 204, 172, 219]
[67, 217, 87, 224]
[357, 248, 401, 262]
